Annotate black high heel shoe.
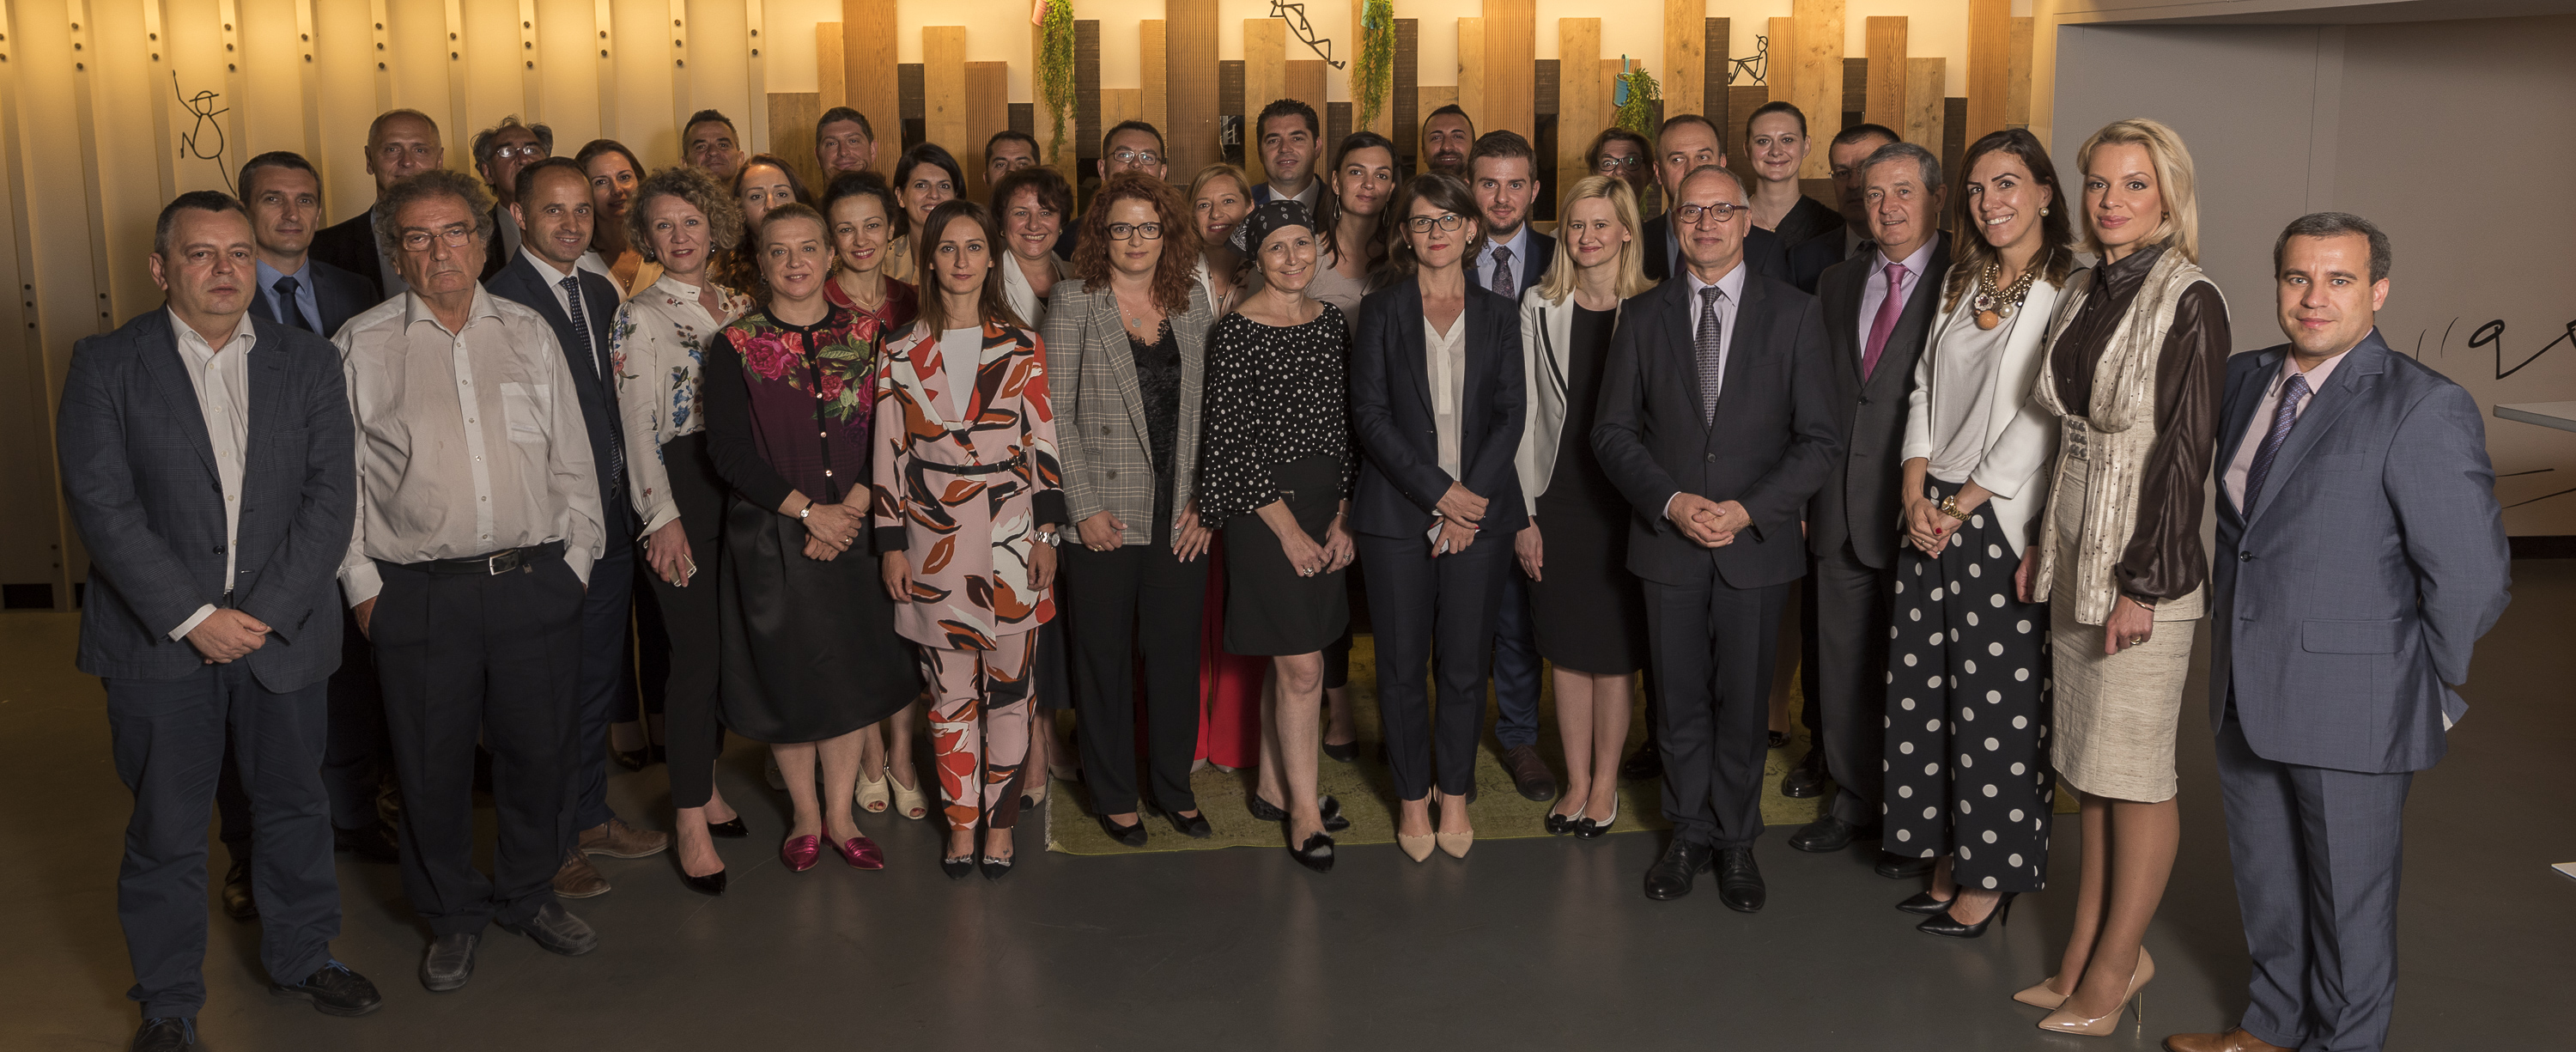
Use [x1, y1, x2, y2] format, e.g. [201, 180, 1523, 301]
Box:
[612, 748, 651, 772]
[1320, 739, 1358, 763]
[1096, 812, 1147, 848]
[939, 854, 975, 880]
[706, 818, 747, 839]
[679, 867, 727, 897]
[1249, 793, 1350, 832]
[1896, 891, 1953, 915]
[1152, 805, 1212, 839]
[1917, 892, 2015, 938]
[980, 853, 1015, 880]
[1287, 830, 1334, 873]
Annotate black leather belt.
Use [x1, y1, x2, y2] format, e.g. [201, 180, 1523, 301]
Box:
[921, 453, 1025, 477]
[407, 540, 567, 576]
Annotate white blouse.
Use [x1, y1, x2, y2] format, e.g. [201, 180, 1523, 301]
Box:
[1900, 277, 2064, 555]
[610, 273, 754, 534]
[1426, 313, 1467, 481]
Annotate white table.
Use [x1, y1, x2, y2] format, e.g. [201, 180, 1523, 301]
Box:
[2494, 402, 2576, 434]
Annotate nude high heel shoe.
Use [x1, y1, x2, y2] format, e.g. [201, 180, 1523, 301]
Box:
[2036, 948, 2154, 1037]
[1397, 795, 1436, 862]
[1432, 789, 1473, 859]
[2012, 976, 2072, 1010]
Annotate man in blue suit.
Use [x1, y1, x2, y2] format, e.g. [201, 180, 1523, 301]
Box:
[483, 156, 666, 897]
[60, 192, 382, 1052]
[2166, 213, 2510, 1052]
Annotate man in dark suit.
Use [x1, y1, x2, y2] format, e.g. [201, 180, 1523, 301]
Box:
[60, 192, 381, 1052]
[1594, 164, 1839, 909]
[1250, 100, 1323, 210]
[1638, 114, 1792, 286]
[471, 115, 553, 281]
[309, 108, 445, 303]
[2166, 215, 2510, 1052]
[1419, 104, 1475, 178]
[210, 152, 398, 928]
[1462, 130, 1558, 800]
[1825, 124, 1900, 262]
[483, 157, 665, 897]
[1785, 142, 1949, 877]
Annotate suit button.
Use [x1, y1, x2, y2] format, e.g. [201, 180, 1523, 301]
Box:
[1704, 453, 1715, 462]
[1859, 396, 1872, 405]
[1107, 470, 1118, 478]
[2239, 551, 2253, 562]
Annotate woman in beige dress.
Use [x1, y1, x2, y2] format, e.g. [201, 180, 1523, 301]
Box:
[2018, 118, 2229, 1037]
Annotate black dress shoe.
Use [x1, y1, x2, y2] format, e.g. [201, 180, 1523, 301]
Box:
[1917, 892, 2015, 938]
[271, 961, 383, 1017]
[1619, 740, 1663, 781]
[1287, 830, 1335, 873]
[220, 858, 257, 921]
[1715, 847, 1767, 913]
[611, 747, 650, 771]
[706, 817, 748, 838]
[419, 933, 478, 992]
[681, 867, 728, 896]
[1780, 746, 1829, 798]
[497, 901, 597, 956]
[940, 854, 975, 879]
[1876, 852, 1937, 879]
[1895, 890, 1953, 915]
[1320, 739, 1358, 763]
[334, 818, 402, 864]
[131, 1017, 193, 1052]
[1787, 815, 1879, 853]
[1643, 839, 1715, 901]
[1544, 810, 1579, 836]
[1249, 793, 1350, 832]
[1767, 730, 1789, 749]
[1153, 806, 1213, 839]
[1097, 812, 1148, 848]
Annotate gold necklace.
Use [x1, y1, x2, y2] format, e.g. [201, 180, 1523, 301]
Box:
[1971, 260, 2039, 331]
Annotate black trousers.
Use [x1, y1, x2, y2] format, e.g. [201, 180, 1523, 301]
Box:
[1809, 538, 1895, 826]
[567, 520, 636, 832]
[108, 662, 337, 1018]
[1644, 569, 1789, 848]
[1358, 531, 1510, 800]
[640, 503, 725, 808]
[216, 605, 386, 863]
[373, 552, 586, 936]
[1060, 514, 1210, 815]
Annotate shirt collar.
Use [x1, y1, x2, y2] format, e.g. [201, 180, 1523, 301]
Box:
[2275, 344, 2354, 397]
[1484, 225, 1531, 267]
[402, 284, 507, 337]
[253, 258, 308, 290]
[1874, 233, 1940, 279]
[1686, 258, 1747, 304]
[168, 307, 258, 361]
[521, 246, 581, 283]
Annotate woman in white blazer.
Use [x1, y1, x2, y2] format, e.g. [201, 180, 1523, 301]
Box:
[1512, 175, 1658, 839]
[1879, 129, 2075, 939]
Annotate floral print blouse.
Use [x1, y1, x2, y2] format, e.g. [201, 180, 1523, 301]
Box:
[610, 273, 755, 533]
[702, 303, 888, 515]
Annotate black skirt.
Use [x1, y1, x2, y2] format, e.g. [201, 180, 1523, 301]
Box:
[1528, 497, 1649, 674]
[1222, 455, 1350, 656]
[718, 500, 921, 743]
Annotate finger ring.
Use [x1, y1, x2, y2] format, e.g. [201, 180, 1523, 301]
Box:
[2129, 636, 2146, 645]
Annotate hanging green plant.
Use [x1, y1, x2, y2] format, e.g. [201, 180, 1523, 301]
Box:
[1038, 0, 1077, 163]
[1351, 0, 1395, 132]
[1613, 63, 1662, 137]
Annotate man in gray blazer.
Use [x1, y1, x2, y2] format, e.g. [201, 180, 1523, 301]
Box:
[2166, 213, 2510, 1052]
[59, 192, 380, 1052]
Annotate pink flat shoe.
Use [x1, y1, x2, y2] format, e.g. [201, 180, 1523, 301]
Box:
[780, 835, 822, 873]
[832, 835, 885, 871]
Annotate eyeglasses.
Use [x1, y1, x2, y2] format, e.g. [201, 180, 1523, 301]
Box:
[1105, 222, 1163, 241]
[1110, 149, 1163, 167]
[398, 224, 478, 252]
[1675, 202, 1749, 226]
[1595, 155, 1643, 173]
[492, 144, 549, 161]
[1404, 213, 1467, 234]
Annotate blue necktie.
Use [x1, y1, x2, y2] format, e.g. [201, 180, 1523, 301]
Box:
[561, 276, 623, 491]
[2240, 372, 2311, 513]
[273, 275, 316, 333]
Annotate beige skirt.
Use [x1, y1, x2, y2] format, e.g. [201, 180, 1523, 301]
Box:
[2044, 455, 2196, 804]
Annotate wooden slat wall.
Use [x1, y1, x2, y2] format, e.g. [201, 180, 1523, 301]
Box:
[1704, 18, 1730, 123]
[1726, 84, 1768, 171]
[1167, 0, 1218, 177]
[1904, 58, 1945, 155]
[1485, 0, 1534, 137]
[964, 61, 1008, 201]
[2006, 17, 2034, 129]
[1558, 18, 1602, 192]
[1865, 16, 1905, 133]
[1100, 88, 1142, 147]
[1394, 19, 1419, 161]
[1456, 17, 1485, 134]
[841, 0, 895, 161]
[1288, 60, 1327, 121]
[816, 22, 845, 111]
[1075, 20, 1100, 163]
[1242, 18, 1285, 184]
[1965, 0, 2010, 144]
[769, 92, 823, 192]
[923, 27, 968, 179]
[1662, 0, 1701, 127]
[1789, 0, 1842, 178]
[1140, 21, 1167, 138]
[1768, 17, 1795, 129]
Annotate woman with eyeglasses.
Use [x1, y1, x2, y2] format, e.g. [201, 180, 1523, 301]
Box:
[576, 140, 659, 295]
[1351, 173, 1526, 862]
[1040, 172, 1218, 847]
[883, 143, 964, 293]
[714, 154, 813, 301]
[1200, 200, 1357, 873]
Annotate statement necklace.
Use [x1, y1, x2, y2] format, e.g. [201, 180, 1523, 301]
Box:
[1971, 261, 2039, 331]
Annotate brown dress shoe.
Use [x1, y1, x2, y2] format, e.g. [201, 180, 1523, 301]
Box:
[2163, 1027, 2292, 1052]
[1502, 745, 1557, 802]
[552, 849, 611, 898]
[577, 817, 670, 859]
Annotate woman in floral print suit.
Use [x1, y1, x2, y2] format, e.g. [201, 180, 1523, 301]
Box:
[873, 198, 1067, 881]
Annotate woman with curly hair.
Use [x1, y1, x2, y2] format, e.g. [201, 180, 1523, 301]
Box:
[703, 204, 922, 878]
[1036, 172, 1216, 847]
[608, 166, 757, 893]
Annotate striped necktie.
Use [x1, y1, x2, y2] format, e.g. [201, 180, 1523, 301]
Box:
[1695, 285, 1725, 425]
[2241, 372, 2311, 512]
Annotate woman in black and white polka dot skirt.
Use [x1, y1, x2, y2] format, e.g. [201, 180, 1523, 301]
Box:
[1879, 129, 2077, 939]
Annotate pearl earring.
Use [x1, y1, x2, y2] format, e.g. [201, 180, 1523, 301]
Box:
[2039, 207, 2049, 216]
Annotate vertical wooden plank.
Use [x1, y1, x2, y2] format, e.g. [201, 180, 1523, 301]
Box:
[1455, 17, 1484, 135]
[1074, 20, 1099, 165]
[1558, 17, 1601, 191]
[842, 0, 896, 166]
[1704, 18, 1728, 113]
[1099, 88, 1142, 140]
[1484, 0, 1534, 137]
[965, 61, 1007, 200]
[1166, 0, 1218, 178]
[767, 92, 821, 192]
[1663, 0, 1701, 125]
[1242, 18, 1285, 185]
[1392, 18, 1418, 161]
[1727, 83, 1768, 171]
[1903, 57, 1943, 155]
[2005, 16, 2034, 129]
[1864, 16, 1906, 133]
[815, 22, 844, 109]
[1287, 60, 1327, 122]
[1766, 16, 1795, 126]
[1841, 58, 1866, 127]
[1140, 21, 1166, 138]
[1965, 0, 2009, 144]
[1327, 101, 1351, 147]
[1942, 95, 1966, 179]
[922, 26, 966, 172]
[1789, 0, 1841, 178]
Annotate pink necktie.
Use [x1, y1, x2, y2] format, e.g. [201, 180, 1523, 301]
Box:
[1861, 261, 1909, 380]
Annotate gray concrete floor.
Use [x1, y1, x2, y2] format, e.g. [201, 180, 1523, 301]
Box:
[5, 561, 2571, 1051]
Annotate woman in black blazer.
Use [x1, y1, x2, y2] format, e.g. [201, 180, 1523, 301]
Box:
[1348, 173, 1526, 862]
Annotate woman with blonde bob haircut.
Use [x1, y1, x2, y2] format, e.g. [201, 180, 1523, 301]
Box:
[2015, 117, 2229, 1036]
[1514, 175, 1654, 839]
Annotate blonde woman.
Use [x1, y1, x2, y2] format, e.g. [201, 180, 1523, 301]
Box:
[1188, 164, 1255, 319]
[1515, 175, 1655, 839]
[2018, 118, 2228, 1036]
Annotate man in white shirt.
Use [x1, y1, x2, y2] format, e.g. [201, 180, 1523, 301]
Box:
[1252, 99, 1324, 210]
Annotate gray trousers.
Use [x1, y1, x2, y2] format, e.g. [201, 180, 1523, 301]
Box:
[1809, 539, 1893, 827]
[2215, 702, 2413, 1052]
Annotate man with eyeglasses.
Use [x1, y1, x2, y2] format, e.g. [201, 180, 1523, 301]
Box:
[335, 167, 607, 992]
[1637, 114, 1791, 287]
[1079, 120, 1169, 258]
[1251, 99, 1323, 210]
[311, 109, 445, 302]
[1585, 127, 1656, 210]
[471, 116, 553, 279]
[1594, 164, 1838, 909]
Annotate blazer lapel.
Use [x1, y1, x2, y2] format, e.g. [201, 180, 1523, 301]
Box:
[1820, 261, 1865, 392]
[1656, 280, 1713, 434]
[243, 318, 295, 466]
[2245, 332, 2389, 530]
[138, 314, 222, 481]
[1094, 292, 1154, 468]
[1711, 277, 1767, 428]
[2215, 349, 2280, 518]
[1398, 283, 1436, 417]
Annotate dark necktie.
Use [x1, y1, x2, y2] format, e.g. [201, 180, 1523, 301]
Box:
[2241, 372, 2312, 513]
[273, 275, 316, 333]
[561, 275, 624, 490]
[1491, 246, 1515, 300]
[1695, 285, 1725, 425]
[1861, 262, 1909, 380]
